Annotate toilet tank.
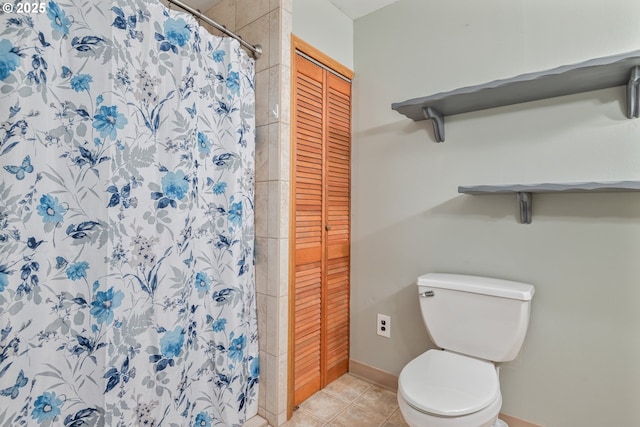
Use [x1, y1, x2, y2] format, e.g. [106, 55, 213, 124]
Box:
[418, 273, 535, 362]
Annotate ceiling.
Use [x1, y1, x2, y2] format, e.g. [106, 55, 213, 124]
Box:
[176, 0, 399, 20]
[326, 0, 399, 20]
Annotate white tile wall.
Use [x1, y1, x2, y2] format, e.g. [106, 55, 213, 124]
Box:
[204, 1, 292, 425]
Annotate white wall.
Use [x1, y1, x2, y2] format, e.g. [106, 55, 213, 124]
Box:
[292, 0, 354, 70]
[351, 0, 640, 426]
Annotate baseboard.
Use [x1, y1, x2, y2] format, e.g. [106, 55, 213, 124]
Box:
[242, 415, 269, 427]
[349, 359, 543, 427]
[499, 413, 544, 427]
[348, 359, 398, 391]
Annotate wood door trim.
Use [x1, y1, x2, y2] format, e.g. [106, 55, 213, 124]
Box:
[292, 35, 354, 81]
[288, 35, 352, 419]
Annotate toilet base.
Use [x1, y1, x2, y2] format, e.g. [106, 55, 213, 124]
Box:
[492, 420, 508, 427]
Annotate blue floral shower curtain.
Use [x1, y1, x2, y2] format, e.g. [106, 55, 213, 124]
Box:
[0, 0, 258, 425]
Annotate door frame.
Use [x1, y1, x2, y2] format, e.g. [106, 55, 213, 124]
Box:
[288, 35, 354, 419]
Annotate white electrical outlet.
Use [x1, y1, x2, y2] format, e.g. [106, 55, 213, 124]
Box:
[377, 313, 390, 338]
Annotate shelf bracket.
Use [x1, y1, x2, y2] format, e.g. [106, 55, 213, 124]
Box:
[516, 192, 532, 224]
[422, 107, 445, 142]
[627, 66, 640, 118]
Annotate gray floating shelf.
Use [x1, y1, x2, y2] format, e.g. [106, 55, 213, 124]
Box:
[392, 50, 640, 142]
[458, 180, 640, 224]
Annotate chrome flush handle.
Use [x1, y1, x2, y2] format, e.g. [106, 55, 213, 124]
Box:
[420, 290, 435, 298]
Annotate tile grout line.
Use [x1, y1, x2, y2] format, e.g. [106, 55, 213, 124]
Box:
[357, 384, 400, 423]
[315, 381, 369, 425]
[324, 383, 398, 427]
[324, 381, 373, 403]
[323, 384, 373, 426]
[288, 374, 406, 427]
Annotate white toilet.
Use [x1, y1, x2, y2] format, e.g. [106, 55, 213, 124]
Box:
[397, 273, 535, 427]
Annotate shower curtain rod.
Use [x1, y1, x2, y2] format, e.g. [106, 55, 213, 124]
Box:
[165, 0, 262, 59]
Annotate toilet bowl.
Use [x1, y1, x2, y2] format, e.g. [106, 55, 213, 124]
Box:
[397, 350, 501, 427]
[397, 273, 535, 427]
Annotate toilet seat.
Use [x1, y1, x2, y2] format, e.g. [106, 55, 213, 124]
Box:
[398, 350, 499, 417]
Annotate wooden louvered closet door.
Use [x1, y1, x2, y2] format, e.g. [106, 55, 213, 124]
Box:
[290, 38, 352, 411]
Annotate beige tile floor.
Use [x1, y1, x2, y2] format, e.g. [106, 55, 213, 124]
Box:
[283, 374, 409, 427]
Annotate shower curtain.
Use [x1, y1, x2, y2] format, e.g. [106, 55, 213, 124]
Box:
[0, 0, 258, 425]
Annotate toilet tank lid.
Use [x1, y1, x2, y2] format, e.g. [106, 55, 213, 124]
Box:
[418, 273, 535, 301]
